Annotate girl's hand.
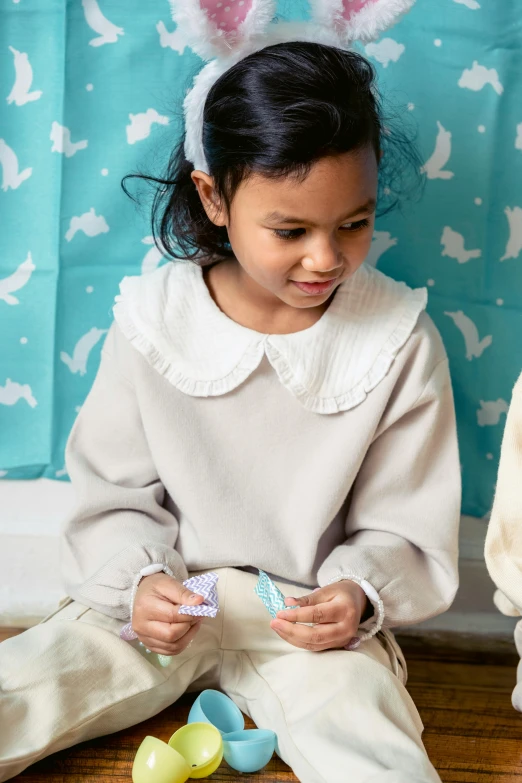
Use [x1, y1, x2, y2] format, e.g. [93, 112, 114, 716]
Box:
[270, 581, 368, 652]
[132, 573, 204, 655]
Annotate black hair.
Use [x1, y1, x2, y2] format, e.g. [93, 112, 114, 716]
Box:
[123, 41, 423, 263]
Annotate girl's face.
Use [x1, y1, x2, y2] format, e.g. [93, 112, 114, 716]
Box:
[194, 148, 378, 312]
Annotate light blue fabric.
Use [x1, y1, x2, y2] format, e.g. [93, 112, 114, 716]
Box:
[1, 0, 521, 518]
[255, 570, 296, 619]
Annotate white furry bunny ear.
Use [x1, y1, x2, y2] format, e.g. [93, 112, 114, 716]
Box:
[170, 0, 276, 61]
[311, 0, 416, 45]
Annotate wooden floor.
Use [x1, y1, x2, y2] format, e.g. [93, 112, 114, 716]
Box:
[2, 628, 522, 782]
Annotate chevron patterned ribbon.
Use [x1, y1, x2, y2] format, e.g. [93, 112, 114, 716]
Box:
[178, 571, 220, 618]
[254, 569, 298, 619]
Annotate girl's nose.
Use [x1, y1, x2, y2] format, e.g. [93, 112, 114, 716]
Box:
[301, 237, 344, 275]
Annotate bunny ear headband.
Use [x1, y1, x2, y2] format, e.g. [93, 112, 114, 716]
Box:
[169, 0, 416, 174]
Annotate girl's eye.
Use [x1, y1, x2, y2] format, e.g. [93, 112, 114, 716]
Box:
[272, 218, 370, 241]
[272, 228, 306, 240]
[340, 218, 370, 232]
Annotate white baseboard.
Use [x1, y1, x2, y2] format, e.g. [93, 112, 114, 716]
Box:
[0, 480, 517, 639]
[0, 534, 64, 627]
[0, 479, 73, 626]
[400, 557, 518, 637]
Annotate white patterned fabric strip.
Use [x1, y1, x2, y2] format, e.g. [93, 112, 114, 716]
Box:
[119, 622, 138, 641]
[254, 569, 298, 619]
[178, 571, 220, 618]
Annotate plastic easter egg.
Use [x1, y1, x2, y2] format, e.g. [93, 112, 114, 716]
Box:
[132, 735, 191, 783]
[187, 689, 244, 735]
[168, 722, 223, 779]
[222, 728, 277, 773]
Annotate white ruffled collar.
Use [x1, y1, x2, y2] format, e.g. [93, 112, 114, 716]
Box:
[113, 261, 427, 415]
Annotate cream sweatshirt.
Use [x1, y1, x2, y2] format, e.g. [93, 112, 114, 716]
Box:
[485, 372, 522, 617]
[61, 260, 461, 631]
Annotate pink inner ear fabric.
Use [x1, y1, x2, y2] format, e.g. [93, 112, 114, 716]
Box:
[200, 0, 251, 32]
[342, 0, 377, 20]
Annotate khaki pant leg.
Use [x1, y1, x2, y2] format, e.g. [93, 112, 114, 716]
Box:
[0, 581, 225, 782]
[218, 568, 439, 783]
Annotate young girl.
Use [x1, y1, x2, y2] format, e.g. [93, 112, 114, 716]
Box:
[0, 3, 460, 781]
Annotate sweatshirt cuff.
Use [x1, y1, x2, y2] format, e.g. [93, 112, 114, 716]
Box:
[130, 563, 175, 621]
[324, 573, 385, 643]
[63, 544, 188, 621]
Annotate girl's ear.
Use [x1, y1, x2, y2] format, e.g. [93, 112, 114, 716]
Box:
[191, 170, 227, 226]
[170, 0, 276, 61]
[311, 0, 416, 45]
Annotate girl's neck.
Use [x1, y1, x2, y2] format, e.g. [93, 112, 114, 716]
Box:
[203, 258, 331, 336]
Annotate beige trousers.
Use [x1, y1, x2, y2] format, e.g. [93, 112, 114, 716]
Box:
[0, 567, 440, 783]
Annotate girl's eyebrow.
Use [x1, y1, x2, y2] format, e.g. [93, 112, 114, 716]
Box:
[263, 199, 377, 225]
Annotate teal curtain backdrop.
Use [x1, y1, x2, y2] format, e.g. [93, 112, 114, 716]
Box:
[1, 0, 521, 518]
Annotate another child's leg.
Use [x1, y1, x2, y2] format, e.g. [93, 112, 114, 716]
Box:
[511, 619, 522, 711]
[0, 595, 223, 782]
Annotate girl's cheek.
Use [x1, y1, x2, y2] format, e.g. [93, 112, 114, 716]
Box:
[350, 232, 375, 262]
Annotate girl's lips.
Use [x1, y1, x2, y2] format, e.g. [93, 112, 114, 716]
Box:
[292, 279, 338, 295]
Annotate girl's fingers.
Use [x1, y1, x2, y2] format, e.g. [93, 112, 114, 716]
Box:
[283, 588, 329, 608]
[136, 637, 180, 655]
[151, 575, 205, 610]
[276, 601, 343, 625]
[145, 597, 202, 625]
[140, 618, 201, 645]
[138, 621, 202, 656]
[176, 619, 203, 649]
[163, 586, 204, 608]
[270, 618, 342, 651]
[162, 620, 202, 654]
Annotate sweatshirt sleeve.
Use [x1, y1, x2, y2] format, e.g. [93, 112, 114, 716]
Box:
[485, 372, 522, 616]
[60, 323, 188, 621]
[318, 352, 461, 630]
